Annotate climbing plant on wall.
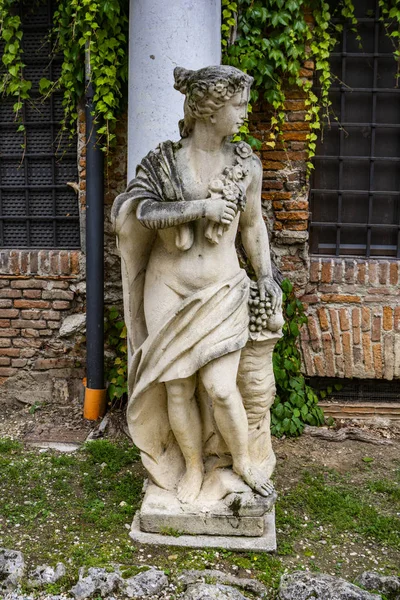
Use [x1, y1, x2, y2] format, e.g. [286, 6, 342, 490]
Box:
[0, 0, 129, 152]
[0, 0, 31, 138]
[271, 280, 325, 437]
[2, 0, 399, 156]
[222, 0, 400, 168]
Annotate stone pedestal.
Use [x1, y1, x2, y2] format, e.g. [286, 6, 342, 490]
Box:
[130, 481, 277, 552]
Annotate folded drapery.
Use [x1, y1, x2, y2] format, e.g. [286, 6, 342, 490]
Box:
[126, 270, 249, 490]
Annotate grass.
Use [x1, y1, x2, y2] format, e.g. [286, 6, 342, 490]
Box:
[0, 436, 399, 598]
[277, 469, 400, 553]
[0, 438, 142, 583]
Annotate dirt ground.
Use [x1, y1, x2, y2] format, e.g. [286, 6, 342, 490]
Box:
[0, 399, 97, 440]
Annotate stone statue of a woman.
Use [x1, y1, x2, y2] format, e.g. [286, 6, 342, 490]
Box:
[112, 65, 284, 538]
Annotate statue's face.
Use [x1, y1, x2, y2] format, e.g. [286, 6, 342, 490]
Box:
[210, 87, 250, 137]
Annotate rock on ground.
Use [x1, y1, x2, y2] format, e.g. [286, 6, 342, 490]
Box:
[278, 571, 382, 600]
[183, 583, 249, 600]
[3, 595, 69, 600]
[69, 566, 167, 600]
[70, 567, 122, 600]
[355, 572, 400, 598]
[122, 569, 168, 598]
[29, 563, 66, 587]
[178, 569, 266, 596]
[0, 548, 25, 589]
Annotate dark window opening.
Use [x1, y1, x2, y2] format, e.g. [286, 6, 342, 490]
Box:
[0, 0, 80, 249]
[310, 0, 400, 258]
[310, 378, 400, 403]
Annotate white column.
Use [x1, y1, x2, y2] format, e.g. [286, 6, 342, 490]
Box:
[128, 0, 221, 180]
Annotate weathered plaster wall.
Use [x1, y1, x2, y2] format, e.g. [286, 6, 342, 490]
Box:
[128, 0, 221, 177]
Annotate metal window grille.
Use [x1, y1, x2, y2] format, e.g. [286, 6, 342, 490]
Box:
[310, 378, 400, 402]
[0, 0, 80, 249]
[310, 0, 400, 258]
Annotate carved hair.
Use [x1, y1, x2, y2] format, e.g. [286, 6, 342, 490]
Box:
[174, 65, 253, 138]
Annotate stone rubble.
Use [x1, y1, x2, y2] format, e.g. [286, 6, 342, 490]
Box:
[278, 571, 382, 600]
[3, 595, 70, 600]
[183, 583, 249, 600]
[123, 569, 168, 598]
[0, 548, 25, 589]
[69, 566, 168, 600]
[2, 548, 398, 600]
[355, 572, 400, 599]
[70, 567, 122, 600]
[178, 569, 267, 596]
[28, 563, 66, 587]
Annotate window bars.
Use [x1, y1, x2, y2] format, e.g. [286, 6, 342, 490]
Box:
[0, 0, 80, 249]
[310, 0, 400, 258]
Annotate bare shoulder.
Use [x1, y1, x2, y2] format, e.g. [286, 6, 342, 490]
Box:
[248, 153, 262, 181]
[230, 140, 262, 184]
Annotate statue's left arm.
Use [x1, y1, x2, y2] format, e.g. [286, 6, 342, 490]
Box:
[239, 155, 282, 313]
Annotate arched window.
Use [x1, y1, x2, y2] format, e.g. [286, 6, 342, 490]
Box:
[310, 0, 400, 258]
[0, 0, 80, 249]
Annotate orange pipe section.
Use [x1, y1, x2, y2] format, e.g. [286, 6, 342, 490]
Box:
[83, 385, 107, 421]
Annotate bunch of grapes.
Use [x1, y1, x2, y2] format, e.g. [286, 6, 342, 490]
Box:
[248, 282, 273, 333]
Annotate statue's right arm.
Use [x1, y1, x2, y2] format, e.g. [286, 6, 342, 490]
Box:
[136, 198, 207, 230]
[137, 198, 237, 230]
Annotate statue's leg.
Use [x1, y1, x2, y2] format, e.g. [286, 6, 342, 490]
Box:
[165, 375, 204, 503]
[200, 351, 274, 497]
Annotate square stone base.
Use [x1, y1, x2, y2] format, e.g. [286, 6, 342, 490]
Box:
[129, 509, 276, 552]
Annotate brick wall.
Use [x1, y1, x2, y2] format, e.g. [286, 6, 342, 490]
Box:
[0, 249, 86, 406]
[300, 258, 400, 380]
[250, 73, 312, 291]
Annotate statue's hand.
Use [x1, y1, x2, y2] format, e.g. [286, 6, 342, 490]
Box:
[204, 199, 237, 225]
[258, 275, 282, 313]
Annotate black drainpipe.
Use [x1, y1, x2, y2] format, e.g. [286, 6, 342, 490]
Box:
[83, 53, 106, 420]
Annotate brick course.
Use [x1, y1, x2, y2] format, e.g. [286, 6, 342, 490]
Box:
[0, 249, 85, 393]
[300, 258, 400, 379]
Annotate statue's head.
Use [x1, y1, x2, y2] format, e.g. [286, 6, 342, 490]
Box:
[174, 65, 253, 138]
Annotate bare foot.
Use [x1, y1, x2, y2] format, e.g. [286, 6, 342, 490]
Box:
[234, 464, 275, 497]
[177, 465, 204, 504]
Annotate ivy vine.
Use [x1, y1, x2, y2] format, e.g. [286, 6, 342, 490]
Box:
[223, 0, 400, 169]
[0, 0, 31, 141]
[379, 0, 400, 85]
[50, 0, 129, 152]
[104, 307, 127, 407]
[2, 0, 399, 158]
[1, 0, 129, 154]
[272, 279, 325, 437]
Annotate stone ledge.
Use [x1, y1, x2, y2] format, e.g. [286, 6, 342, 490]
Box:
[138, 481, 276, 538]
[130, 510, 276, 552]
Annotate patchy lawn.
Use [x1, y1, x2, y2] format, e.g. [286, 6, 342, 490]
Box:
[0, 433, 399, 597]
